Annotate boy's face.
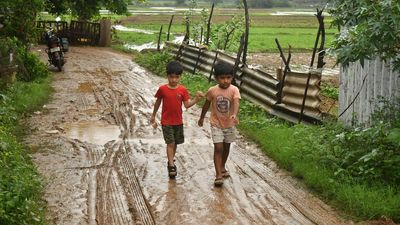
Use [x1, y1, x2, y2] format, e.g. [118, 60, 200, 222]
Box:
[167, 73, 181, 87]
[216, 74, 233, 89]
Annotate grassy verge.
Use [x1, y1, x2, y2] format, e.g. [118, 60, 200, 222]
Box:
[133, 51, 400, 223]
[0, 44, 52, 224]
[0, 78, 52, 225]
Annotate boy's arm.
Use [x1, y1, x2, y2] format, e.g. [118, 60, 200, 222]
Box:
[230, 98, 240, 120]
[198, 100, 211, 127]
[183, 91, 204, 109]
[150, 97, 162, 127]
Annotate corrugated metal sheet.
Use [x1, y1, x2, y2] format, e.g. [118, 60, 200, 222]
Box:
[166, 42, 322, 124]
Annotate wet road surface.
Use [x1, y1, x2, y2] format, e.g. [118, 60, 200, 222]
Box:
[25, 46, 351, 225]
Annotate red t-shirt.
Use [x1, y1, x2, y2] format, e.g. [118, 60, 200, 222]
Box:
[155, 84, 190, 125]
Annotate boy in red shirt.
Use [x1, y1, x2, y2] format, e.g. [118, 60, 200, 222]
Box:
[150, 61, 203, 179]
[198, 61, 241, 187]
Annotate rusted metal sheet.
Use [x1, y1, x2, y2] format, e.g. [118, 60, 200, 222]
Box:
[166, 42, 321, 124]
[278, 69, 322, 116]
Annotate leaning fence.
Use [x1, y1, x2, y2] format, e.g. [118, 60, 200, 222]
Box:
[165, 42, 322, 124]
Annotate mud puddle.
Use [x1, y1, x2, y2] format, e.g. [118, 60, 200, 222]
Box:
[25, 45, 351, 225]
[64, 121, 120, 145]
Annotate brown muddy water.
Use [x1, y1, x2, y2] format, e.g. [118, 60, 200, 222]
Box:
[24, 46, 352, 225]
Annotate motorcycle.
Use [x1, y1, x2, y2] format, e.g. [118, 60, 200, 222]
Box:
[43, 27, 68, 71]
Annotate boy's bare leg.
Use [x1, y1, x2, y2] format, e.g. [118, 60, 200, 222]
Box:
[167, 143, 176, 166]
[222, 142, 231, 172]
[214, 143, 224, 179]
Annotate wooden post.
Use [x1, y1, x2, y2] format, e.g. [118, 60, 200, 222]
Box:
[157, 25, 163, 51]
[99, 19, 111, 47]
[277, 46, 291, 104]
[167, 15, 174, 41]
[200, 27, 203, 45]
[316, 9, 326, 69]
[242, 0, 249, 64]
[299, 71, 312, 123]
[275, 38, 290, 72]
[205, 3, 214, 46]
[209, 50, 219, 82]
[233, 34, 245, 86]
[193, 46, 206, 74]
[300, 8, 325, 123]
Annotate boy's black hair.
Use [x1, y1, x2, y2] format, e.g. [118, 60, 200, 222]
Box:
[213, 60, 233, 78]
[166, 60, 183, 75]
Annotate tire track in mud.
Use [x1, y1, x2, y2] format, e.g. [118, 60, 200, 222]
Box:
[89, 68, 156, 225]
[26, 46, 351, 225]
[27, 47, 156, 225]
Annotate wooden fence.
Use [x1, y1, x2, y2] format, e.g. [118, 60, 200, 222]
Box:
[36, 20, 100, 45]
[339, 58, 400, 126]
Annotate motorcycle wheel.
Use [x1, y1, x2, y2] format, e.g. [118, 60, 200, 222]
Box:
[57, 59, 62, 72]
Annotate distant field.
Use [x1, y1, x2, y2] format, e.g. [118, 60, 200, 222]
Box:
[117, 9, 337, 53]
[38, 7, 337, 53]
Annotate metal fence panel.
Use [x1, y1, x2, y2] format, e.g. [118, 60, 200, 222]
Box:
[166, 42, 322, 124]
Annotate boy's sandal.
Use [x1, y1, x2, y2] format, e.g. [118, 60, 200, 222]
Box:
[167, 164, 177, 178]
[222, 170, 230, 178]
[214, 178, 224, 187]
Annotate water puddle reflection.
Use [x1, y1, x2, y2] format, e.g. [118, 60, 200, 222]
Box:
[64, 121, 120, 145]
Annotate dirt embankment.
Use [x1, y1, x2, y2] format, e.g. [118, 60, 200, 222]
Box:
[25, 46, 349, 225]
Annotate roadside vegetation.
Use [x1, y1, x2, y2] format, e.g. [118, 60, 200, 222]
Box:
[134, 51, 400, 223]
[0, 38, 52, 225]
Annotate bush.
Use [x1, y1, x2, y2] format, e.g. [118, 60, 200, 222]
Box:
[0, 47, 50, 225]
[0, 37, 50, 83]
[0, 129, 45, 225]
[134, 50, 172, 76]
[286, 96, 400, 187]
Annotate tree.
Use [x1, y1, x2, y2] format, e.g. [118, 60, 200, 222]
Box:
[0, 0, 44, 44]
[329, 0, 400, 72]
[45, 0, 146, 21]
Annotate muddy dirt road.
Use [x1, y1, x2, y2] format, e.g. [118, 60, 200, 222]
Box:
[25, 46, 350, 225]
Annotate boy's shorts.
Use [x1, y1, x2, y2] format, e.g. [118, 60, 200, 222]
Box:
[210, 126, 237, 143]
[162, 124, 184, 144]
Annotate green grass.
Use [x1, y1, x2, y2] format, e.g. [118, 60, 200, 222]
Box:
[0, 78, 52, 225]
[0, 49, 53, 225]
[248, 27, 336, 52]
[115, 31, 159, 45]
[114, 13, 337, 53]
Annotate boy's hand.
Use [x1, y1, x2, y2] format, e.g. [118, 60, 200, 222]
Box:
[230, 114, 238, 125]
[195, 91, 205, 98]
[150, 115, 157, 129]
[198, 118, 204, 127]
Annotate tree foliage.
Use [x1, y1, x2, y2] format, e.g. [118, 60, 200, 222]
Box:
[44, 0, 145, 21]
[329, 0, 400, 72]
[0, 0, 44, 45]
